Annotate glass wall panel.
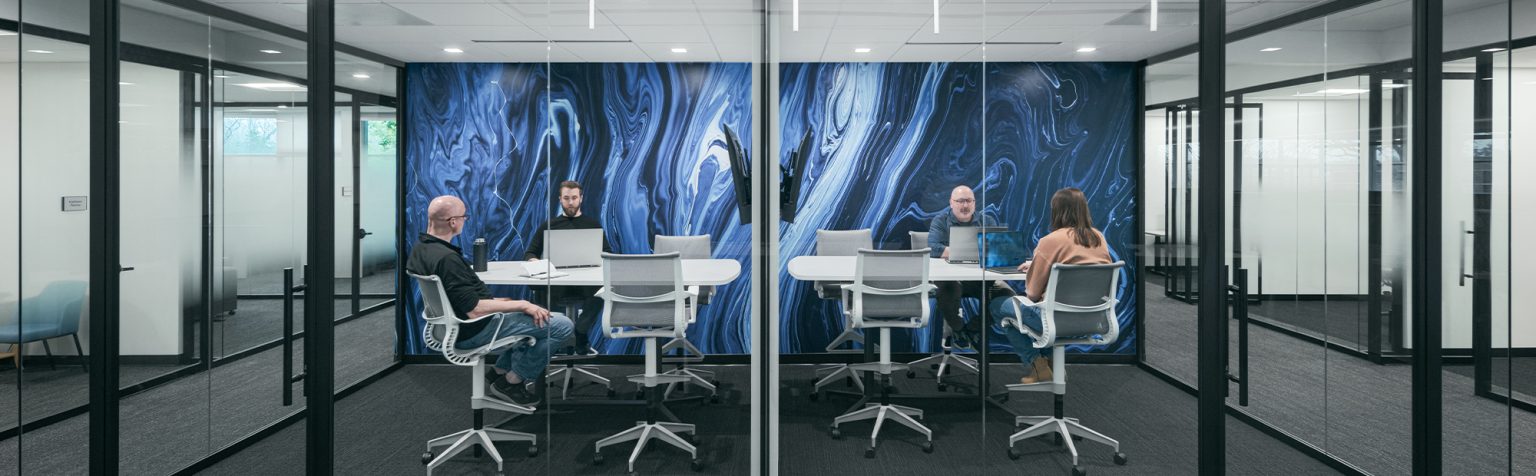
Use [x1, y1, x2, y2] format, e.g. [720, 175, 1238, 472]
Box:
[1443, 0, 1535, 473]
[773, 0, 992, 471]
[0, 0, 17, 468]
[1143, 56, 1201, 390]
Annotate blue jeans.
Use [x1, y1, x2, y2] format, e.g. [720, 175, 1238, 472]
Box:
[987, 297, 1048, 370]
[454, 311, 574, 382]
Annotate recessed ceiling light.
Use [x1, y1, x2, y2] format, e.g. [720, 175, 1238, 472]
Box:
[277, 105, 288, 109]
[443, 47, 464, 54]
[671, 47, 687, 53]
[1382, 83, 1408, 89]
[854, 47, 872, 53]
[1260, 47, 1283, 52]
[1076, 47, 1097, 53]
[235, 82, 306, 92]
[352, 73, 371, 79]
[241, 109, 278, 113]
[214, 74, 230, 79]
[1294, 88, 1369, 97]
[0, 31, 16, 36]
[26, 49, 53, 54]
[1483, 47, 1506, 52]
[118, 82, 134, 86]
[259, 49, 282, 54]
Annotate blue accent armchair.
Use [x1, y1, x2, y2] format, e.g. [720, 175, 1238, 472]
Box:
[0, 280, 88, 371]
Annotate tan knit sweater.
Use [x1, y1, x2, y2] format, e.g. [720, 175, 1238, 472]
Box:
[1026, 228, 1112, 301]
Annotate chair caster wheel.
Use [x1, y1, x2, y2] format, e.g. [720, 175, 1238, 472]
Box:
[636, 390, 646, 400]
[997, 394, 1009, 402]
[420, 452, 433, 465]
[628, 471, 639, 476]
[829, 426, 841, 439]
[936, 383, 948, 392]
[528, 445, 539, 457]
[592, 452, 604, 465]
[692, 458, 704, 471]
[845, 377, 854, 387]
[1115, 452, 1128, 465]
[1072, 465, 1087, 476]
[809, 392, 820, 402]
[607, 389, 618, 399]
[906, 370, 915, 379]
[922, 441, 934, 453]
[1007, 448, 1021, 460]
[930, 363, 939, 370]
[710, 394, 722, 404]
[711, 379, 721, 387]
[864, 447, 876, 459]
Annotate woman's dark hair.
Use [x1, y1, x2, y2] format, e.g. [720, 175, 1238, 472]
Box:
[1049, 187, 1101, 248]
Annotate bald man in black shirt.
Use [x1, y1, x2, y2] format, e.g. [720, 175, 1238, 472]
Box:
[407, 195, 574, 404]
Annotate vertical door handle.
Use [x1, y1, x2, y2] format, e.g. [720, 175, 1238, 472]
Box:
[1459, 221, 1474, 286]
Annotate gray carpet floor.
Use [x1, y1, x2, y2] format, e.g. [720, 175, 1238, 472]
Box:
[1445, 357, 1536, 403]
[198, 362, 1338, 475]
[0, 304, 397, 475]
[1142, 282, 1536, 475]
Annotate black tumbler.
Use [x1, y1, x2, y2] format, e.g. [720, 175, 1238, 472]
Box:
[472, 237, 488, 272]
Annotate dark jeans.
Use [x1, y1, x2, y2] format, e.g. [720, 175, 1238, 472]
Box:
[534, 285, 603, 347]
[935, 280, 1016, 334]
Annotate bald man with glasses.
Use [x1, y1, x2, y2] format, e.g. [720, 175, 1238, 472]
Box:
[407, 195, 574, 404]
[926, 185, 1015, 349]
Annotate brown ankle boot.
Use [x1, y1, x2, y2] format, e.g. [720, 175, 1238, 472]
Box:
[1019, 357, 1055, 384]
[1033, 357, 1054, 382]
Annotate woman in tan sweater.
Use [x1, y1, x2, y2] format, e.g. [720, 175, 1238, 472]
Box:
[988, 187, 1112, 384]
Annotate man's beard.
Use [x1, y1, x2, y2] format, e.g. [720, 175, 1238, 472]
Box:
[563, 205, 579, 217]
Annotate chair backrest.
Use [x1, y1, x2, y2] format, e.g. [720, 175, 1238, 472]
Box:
[600, 252, 687, 336]
[908, 231, 929, 251]
[849, 248, 933, 327]
[408, 273, 477, 365]
[1039, 262, 1124, 345]
[23, 280, 87, 335]
[816, 229, 872, 257]
[655, 235, 713, 304]
[655, 234, 711, 259]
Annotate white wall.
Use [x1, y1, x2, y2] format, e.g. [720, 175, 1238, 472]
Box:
[0, 61, 184, 356]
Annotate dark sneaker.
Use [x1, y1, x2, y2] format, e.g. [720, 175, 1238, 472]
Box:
[954, 328, 982, 350]
[949, 332, 972, 350]
[490, 377, 540, 405]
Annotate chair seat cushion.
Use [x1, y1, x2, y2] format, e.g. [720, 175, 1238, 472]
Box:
[0, 322, 65, 343]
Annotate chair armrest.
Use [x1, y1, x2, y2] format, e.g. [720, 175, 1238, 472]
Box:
[1002, 296, 1050, 347]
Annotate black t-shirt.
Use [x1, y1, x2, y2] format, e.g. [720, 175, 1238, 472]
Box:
[524, 213, 610, 260]
[406, 233, 493, 337]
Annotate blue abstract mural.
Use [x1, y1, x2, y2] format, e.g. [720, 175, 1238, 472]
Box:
[403, 61, 1136, 356]
[777, 62, 1138, 355]
[404, 62, 754, 355]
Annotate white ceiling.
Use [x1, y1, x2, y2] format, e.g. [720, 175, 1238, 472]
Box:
[191, 0, 1352, 63]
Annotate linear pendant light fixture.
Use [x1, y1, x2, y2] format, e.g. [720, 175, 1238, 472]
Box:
[933, 0, 940, 34]
[589, 0, 595, 29]
[1150, 0, 1158, 31]
[793, 0, 799, 31]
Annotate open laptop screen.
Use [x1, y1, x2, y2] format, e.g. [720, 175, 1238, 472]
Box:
[981, 231, 1030, 269]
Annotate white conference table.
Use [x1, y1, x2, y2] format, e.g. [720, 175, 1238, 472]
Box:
[477, 259, 742, 287]
[787, 256, 1022, 282]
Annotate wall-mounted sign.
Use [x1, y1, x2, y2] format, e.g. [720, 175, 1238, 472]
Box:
[61, 196, 88, 212]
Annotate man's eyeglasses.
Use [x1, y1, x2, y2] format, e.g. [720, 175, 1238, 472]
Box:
[951, 198, 975, 205]
[441, 215, 469, 222]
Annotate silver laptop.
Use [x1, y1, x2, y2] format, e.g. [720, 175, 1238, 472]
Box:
[544, 228, 604, 268]
[946, 226, 981, 264]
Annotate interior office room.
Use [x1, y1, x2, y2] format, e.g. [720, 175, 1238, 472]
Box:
[0, 0, 1531, 475]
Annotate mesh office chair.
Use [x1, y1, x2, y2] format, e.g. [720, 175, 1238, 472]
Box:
[591, 252, 704, 473]
[410, 273, 539, 476]
[653, 234, 720, 402]
[828, 248, 937, 457]
[998, 262, 1129, 475]
[902, 230, 978, 391]
[812, 229, 874, 396]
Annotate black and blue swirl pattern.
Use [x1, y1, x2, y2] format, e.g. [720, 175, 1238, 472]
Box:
[778, 62, 1137, 355]
[403, 62, 754, 355]
[402, 61, 1135, 356]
